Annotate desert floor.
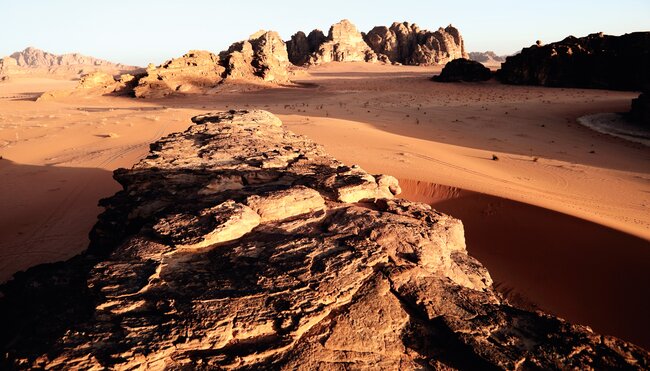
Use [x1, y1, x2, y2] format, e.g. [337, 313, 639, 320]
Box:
[1, 63, 648, 349]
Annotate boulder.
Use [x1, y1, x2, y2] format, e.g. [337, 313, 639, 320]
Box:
[497, 32, 650, 90]
[433, 58, 492, 82]
[1, 110, 648, 369]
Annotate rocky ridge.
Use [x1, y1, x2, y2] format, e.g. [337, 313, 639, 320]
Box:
[0, 47, 140, 80]
[497, 32, 650, 90]
[1, 110, 648, 369]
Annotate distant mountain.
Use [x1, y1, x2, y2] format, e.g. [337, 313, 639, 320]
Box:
[0, 47, 141, 80]
[468, 51, 507, 65]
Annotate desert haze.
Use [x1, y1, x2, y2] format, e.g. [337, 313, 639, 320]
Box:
[1, 15, 649, 370]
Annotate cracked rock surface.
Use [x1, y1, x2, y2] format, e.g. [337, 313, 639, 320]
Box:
[1, 110, 648, 369]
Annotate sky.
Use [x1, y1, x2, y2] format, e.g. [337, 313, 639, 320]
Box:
[2, 0, 649, 66]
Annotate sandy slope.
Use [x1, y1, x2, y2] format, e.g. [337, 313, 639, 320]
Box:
[0, 65, 648, 349]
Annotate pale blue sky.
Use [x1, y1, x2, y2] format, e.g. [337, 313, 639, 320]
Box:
[2, 0, 649, 66]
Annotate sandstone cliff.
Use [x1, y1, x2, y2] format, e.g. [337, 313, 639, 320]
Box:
[497, 32, 650, 90]
[364, 23, 468, 65]
[1, 110, 648, 369]
[0, 47, 140, 80]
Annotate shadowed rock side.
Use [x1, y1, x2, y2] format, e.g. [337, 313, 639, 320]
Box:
[497, 32, 650, 90]
[0, 47, 141, 80]
[1, 110, 648, 369]
[630, 91, 650, 126]
[364, 23, 468, 65]
[433, 58, 492, 82]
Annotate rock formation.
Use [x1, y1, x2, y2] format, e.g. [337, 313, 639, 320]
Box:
[286, 30, 327, 65]
[433, 58, 492, 82]
[133, 50, 225, 98]
[287, 20, 378, 65]
[630, 91, 650, 126]
[0, 47, 140, 80]
[133, 32, 291, 98]
[1, 110, 648, 369]
[468, 51, 506, 64]
[364, 22, 468, 65]
[497, 32, 650, 90]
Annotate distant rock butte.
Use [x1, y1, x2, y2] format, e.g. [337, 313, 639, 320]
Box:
[1, 110, 648, 369]
[433, 58, 492, 82]
[0, 47, 140, 80]
[364, 22, 468, 65]
[497, 32, 650, 90]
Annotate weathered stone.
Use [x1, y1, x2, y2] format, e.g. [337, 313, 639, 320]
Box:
[153, 201, 261, 249]
[497, 32, 650, 90]
[246, 186, 326, 222]
[433, 58, 492, 82]
[0, 110, 648, 370]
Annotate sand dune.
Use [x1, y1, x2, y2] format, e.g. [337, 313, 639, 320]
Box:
[0, 65, 648, 348]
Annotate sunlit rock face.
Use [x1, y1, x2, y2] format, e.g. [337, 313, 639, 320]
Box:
[1, 110, 649, 369]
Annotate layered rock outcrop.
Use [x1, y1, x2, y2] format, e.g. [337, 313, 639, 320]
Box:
[0, 47, 140, 80]
[1, 110, 648, 369]
[497, 32, 650, 90]
[364, 23, 468, 65]
[433, 58, 492, 82]
[287, 20, 378, 65]
[133, 32, 291, 98]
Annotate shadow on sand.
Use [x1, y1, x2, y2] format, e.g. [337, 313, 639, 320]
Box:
[400, 178, 650, 351]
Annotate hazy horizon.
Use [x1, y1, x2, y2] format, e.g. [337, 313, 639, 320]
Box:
[3, 0, 649, 66]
